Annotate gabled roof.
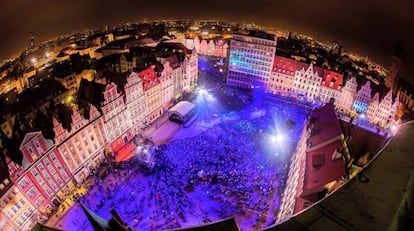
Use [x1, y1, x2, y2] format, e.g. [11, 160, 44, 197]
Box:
[137, 66, 160, 91]
[157, 42, 192, 55]
[19, 131, 41, 149]
[80, 202, 111, 231]
[104, 71, 129, 95]
[77, 78, 106, 110]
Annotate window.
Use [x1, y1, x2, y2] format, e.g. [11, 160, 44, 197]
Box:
[31, 169, 38, 177]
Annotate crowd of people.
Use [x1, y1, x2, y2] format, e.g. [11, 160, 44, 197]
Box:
[61, 95, 309, 231]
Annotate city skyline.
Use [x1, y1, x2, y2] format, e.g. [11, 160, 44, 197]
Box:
[0, 0, 413, 79]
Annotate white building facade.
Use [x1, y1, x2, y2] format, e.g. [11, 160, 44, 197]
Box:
[292, 63, 322, 101]
[227, 32, 276, 89]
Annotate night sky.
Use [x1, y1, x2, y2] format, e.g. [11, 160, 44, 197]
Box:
[1, 0, 413, 79]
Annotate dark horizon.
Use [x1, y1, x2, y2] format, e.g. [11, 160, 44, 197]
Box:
[1, 0, 413, 80]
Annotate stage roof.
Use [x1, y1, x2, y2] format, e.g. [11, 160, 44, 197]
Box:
[169, 101, 195, 118]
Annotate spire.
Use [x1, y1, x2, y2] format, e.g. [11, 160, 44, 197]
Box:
[80, 203, 131, 231]
[307, 62, 314, 74]
[80, 202, 111, 231]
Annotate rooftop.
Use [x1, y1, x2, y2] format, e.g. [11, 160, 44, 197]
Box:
[266, 121, 414, 231]
[137, 66, 160, 91]
[303, 140, 346, 193]
[308, 102, 343, 148]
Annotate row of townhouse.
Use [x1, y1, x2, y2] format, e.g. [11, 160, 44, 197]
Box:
[268, 56, 344, 104]
[0, 50, 198, 230]
[271, 57, 399, 127]
[185, 36, 229, 57]
[266, 55, 398, 127]
[226, 32, 399, 128]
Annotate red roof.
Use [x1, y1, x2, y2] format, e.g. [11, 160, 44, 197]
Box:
[308, 102, 343, 148]
[315, 67, 343, 90]
[164, 55, 180, 70]
[272, 56, 297, 75]
[137, 66, 160, 91]
[303, 140, 346, 194]
[295, 61, 310, 73]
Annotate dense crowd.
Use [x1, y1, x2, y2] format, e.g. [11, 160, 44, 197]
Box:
[65, 96, 309, 231]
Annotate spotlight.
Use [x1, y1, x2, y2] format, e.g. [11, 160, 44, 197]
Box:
[271, 134, 284, 143]
[199, 88, 207, 95]
[275, 134, 284, 142]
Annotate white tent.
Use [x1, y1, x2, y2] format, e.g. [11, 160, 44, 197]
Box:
[168, 101, 195, 123]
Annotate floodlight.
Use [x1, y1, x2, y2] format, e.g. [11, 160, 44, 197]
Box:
[275, 134, 284, 142]
[199, 88, 207, 95]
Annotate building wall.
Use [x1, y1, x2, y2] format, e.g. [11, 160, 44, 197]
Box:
[16, 141, 73, 216]
[16, 172, 46, 211]
[399, 90, 414, 111]
[292, 63, 322, 101]
[101, 82, 129, 144]
[367, 93, 380, 124]
[268, 56, 296, 96]
[277, 124, 309, 221]
[193, 36, 200, 53]
[318, 70, 343, 104]
[227, 34, 276, 89]
[144, 83, 163, 124]
[199, 39, 208, 55]
[125, 72, 146, 134]
[0, 211, 18, 231]
[207, 40, 215, 56]
[160, 62, 175, 110]
[0, 185, 37, 231]
[336, 77, 357, 112]
[56, 119, 106, 183]
[352, 81, 372, 113]
[136, 66, 163, 124]
[172, 66, 183, 99]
